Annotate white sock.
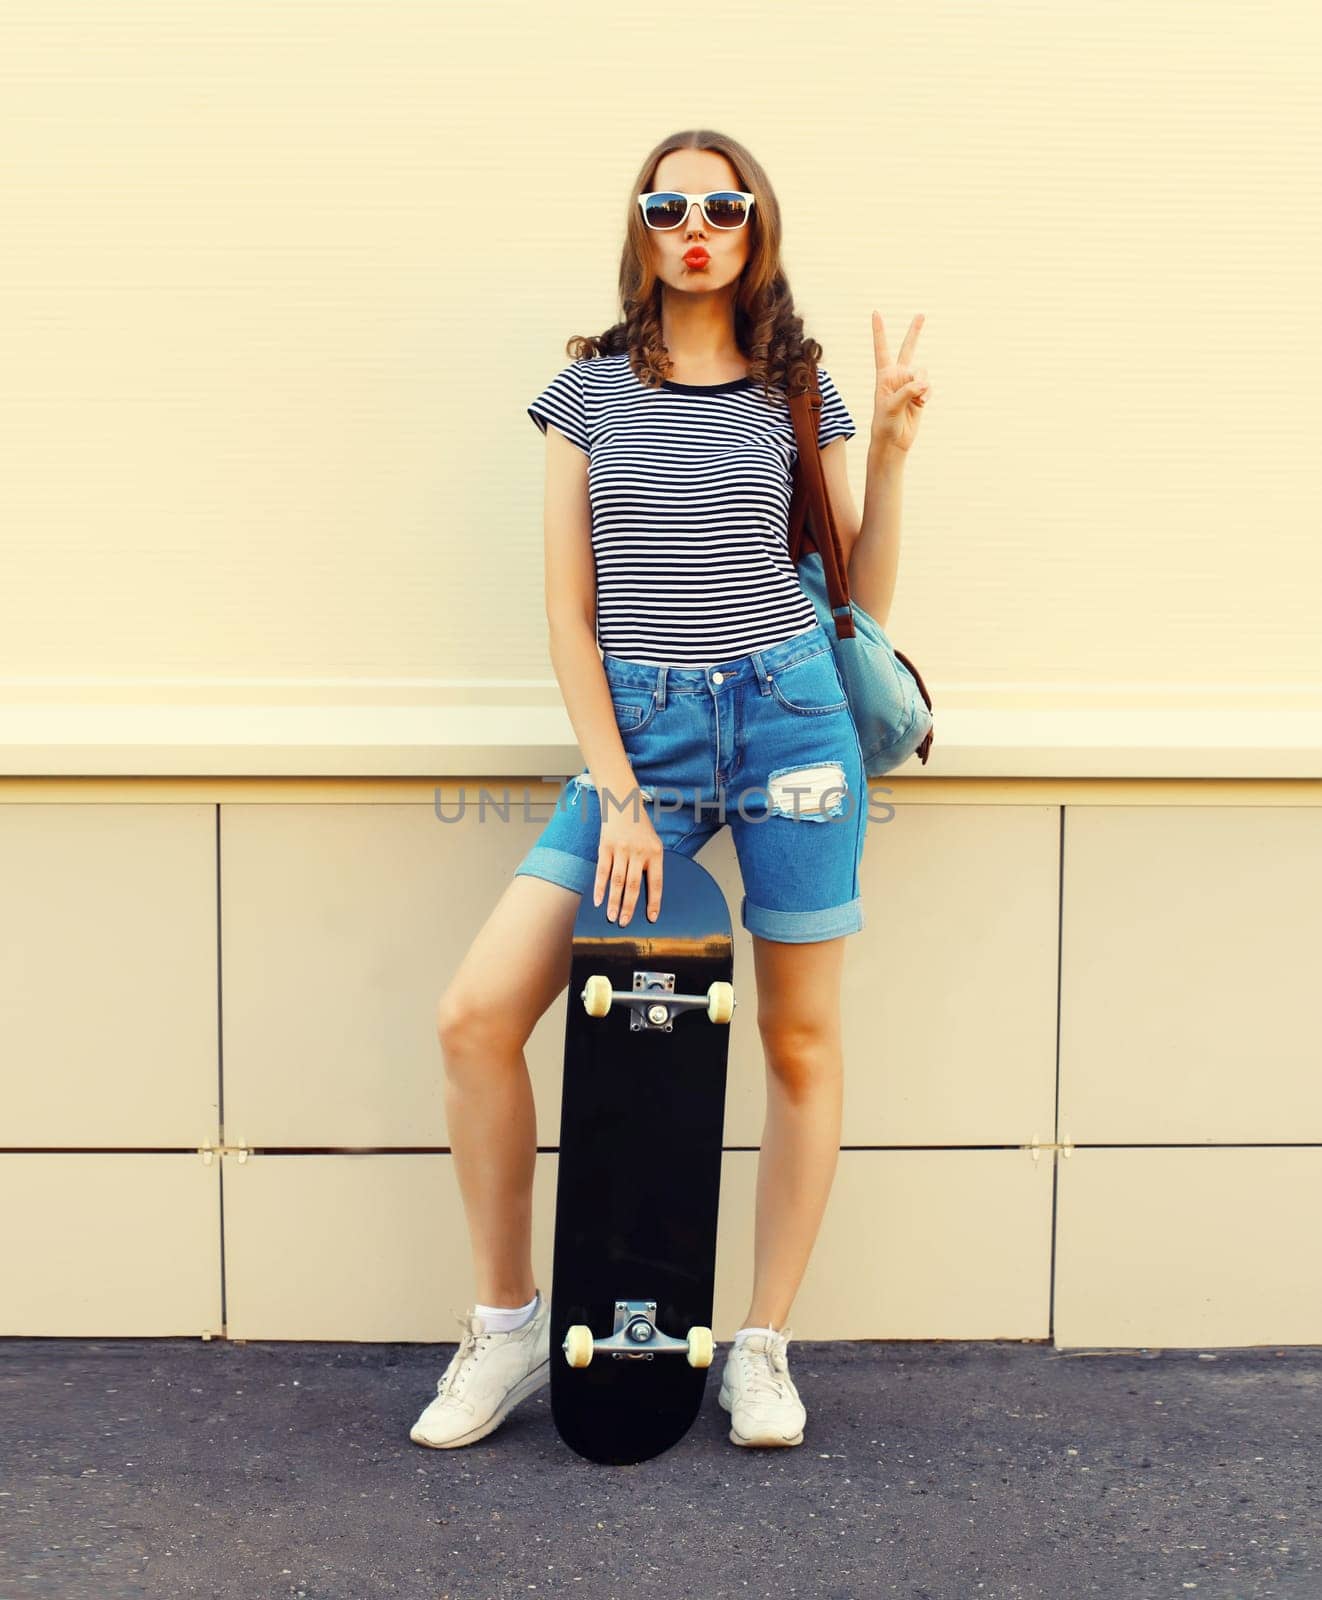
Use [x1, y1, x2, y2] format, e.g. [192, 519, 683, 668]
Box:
[733, 1324, 783, 1345]
[474, 1289, 540, 1333]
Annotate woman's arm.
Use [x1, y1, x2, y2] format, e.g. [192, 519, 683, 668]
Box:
[541, 426, 641, 805]
[814, 435, 904, 631]
[831, 310, 930, 630]
[845, 441, 905, 631]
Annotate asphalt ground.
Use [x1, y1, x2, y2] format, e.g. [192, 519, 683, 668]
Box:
[2, 1337, 1318, 1600]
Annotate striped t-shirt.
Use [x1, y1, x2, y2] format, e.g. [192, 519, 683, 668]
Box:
[527, 351, 856, 667]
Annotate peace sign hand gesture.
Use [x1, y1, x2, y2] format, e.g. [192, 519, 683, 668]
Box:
[869, 310, 930, 456]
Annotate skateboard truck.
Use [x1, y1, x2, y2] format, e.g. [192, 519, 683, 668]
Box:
[581, 971, 736, 1030]
[562, 1299, 714, 1370]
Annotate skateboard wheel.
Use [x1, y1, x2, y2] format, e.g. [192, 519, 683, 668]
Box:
[581, 974, 613, 1018]
[686, 1327, 714, 1368]
[706, 981, 735, 1025]
[563, 1324, 595, 1367]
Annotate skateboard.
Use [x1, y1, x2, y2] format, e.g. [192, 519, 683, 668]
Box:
[549, 847, 737, 1465]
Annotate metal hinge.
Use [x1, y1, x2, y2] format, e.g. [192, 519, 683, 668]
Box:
[197, 1138, 251, 1163]
[1025, 1135, 1074, 1163]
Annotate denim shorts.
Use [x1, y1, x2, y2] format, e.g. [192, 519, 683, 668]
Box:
[513, 622, 869, 942]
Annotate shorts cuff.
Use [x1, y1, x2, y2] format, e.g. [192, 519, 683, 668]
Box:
[513, 845, 596, 897]
[740, 892, 864, 943]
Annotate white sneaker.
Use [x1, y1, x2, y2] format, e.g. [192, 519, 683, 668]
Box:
[717, 1328, 806, 1447]
[410, 1291, 550, 1449]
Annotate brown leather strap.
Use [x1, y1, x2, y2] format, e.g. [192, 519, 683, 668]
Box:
[787, 374, 855, 639]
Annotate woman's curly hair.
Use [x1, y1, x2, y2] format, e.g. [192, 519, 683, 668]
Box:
[562, 129, 826, 404]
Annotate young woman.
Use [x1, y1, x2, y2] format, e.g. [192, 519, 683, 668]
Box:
[412, 129, 929, 1452]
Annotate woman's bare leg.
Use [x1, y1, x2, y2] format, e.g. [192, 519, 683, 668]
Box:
[435, 873, 582, 1307]
[738, 932, 848, 1331]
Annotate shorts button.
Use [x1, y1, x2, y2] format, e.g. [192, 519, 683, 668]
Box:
[711, 671, 724, 684]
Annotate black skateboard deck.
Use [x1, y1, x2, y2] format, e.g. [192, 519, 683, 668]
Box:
[550, 848, 736, 1465]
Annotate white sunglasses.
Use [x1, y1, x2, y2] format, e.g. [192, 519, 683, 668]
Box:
[637, 190, 757, 231]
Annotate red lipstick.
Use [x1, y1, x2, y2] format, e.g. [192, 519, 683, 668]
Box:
[683, 247, 710, 268]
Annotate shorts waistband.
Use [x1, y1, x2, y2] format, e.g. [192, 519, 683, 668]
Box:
[601, 623, 831, 704]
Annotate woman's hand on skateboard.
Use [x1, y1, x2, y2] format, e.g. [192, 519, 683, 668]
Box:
[594, 803, 663, 926]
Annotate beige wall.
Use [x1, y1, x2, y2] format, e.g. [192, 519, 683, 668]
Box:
[1, 3, 1319, 694]
[2, 6, 1320, 1346]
